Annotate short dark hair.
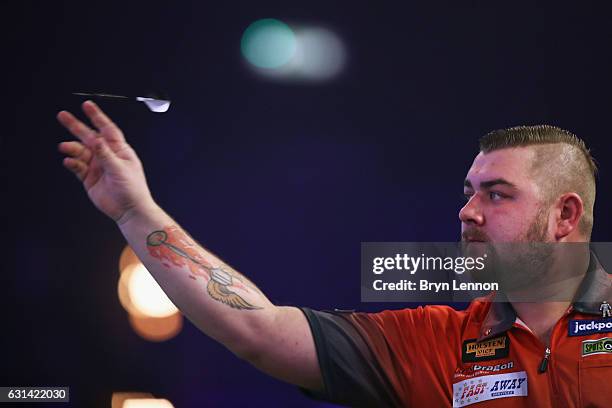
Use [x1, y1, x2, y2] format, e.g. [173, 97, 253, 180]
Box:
[479, 125, 597, 239]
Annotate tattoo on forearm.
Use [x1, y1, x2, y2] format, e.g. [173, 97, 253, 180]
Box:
[146, 226, 262, 310]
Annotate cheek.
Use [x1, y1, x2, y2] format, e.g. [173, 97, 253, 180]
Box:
[486, 208, 532, 238]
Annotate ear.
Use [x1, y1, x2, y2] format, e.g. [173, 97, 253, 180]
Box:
[554, 193, 584, 240]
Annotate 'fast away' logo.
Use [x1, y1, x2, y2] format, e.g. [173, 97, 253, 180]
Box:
[453, 371, 528, 407]
[489, 377, 527, 393]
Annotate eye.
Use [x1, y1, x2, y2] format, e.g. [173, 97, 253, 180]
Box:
[489, 191, 506, 201]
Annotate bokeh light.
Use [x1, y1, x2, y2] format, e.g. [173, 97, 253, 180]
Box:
[292, 27, 346, 80]
[112, 393, 154, 408]
[241, 18, 297, 68]
[243, 21, 347, 82]
[118, 246, 182, 341]
[118, 263, 143, 317]
[119, 244, 140, 271]
[128, 313, 183, 343]
[127, 264, 178, 318]
[123, 399, 174, 408]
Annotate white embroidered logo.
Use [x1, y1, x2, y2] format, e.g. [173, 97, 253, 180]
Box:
[452, 371, 528, 407]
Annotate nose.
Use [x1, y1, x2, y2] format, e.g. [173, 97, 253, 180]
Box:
[459, 194, 484, 226]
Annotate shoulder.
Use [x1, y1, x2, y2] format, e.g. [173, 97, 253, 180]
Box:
[351, 304, 472, 332]
[302, 298, 491, 350]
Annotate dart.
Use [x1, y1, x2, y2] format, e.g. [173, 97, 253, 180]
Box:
[72, 92, 171, 113]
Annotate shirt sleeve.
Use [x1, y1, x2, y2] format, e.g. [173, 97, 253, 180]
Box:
[298, 307, 402, 407]
[298, 305, 464, 407]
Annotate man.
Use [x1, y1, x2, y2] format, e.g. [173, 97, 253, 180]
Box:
[57, 101, 610, 407]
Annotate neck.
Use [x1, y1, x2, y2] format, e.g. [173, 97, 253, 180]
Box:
[511, 301, 571, 345]
[508, 244, 590, 345]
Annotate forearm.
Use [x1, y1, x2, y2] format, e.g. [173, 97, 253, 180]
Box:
[58, 102, 321, 389]
[117, 202, 277, 358]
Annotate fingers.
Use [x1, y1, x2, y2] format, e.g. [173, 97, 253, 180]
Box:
[57, 102, 124, 179]
[58, 141, 93, 164]
[82, 100, 125, 143]
[59, 137, 121, 184]
[82, 100, 114, 129]
[56, 110, 96, 145]
[63, 157, 88, 181]
[91, 137, 121, 168]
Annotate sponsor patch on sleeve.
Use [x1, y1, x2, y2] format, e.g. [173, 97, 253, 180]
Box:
[582, 337, 612, 357]
[462, 335, 510, 362]
[453, 371, 528, 407]
[569, 318, 612, 336]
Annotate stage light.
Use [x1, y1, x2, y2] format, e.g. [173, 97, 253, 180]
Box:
[123, 398, 174, 408]
[241, 18, 297, 68]
[243, 21, 347, 82]
[128, 312, 183, 342]
[117, 245, 183, 341]
[112, 392, 154, 408]
[292, 27, 346, 80]
[127, 263, 178, 318]
[118, 263, 142, 317]
[119, 245, 139, 273]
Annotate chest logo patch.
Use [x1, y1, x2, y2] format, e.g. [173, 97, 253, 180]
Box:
[462, 335, 510, 362]
[453, 371, 528, 407]
[569, 318, 612, 336]
[454, 361, 515, 380]
[582, 337, 612, 357]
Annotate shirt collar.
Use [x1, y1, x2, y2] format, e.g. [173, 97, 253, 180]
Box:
[477, 249, 612, 341]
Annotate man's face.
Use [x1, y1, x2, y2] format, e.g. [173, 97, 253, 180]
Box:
[460, 147, 550, 243]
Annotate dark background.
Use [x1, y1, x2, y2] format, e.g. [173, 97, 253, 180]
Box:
[3, 2, 611, 407]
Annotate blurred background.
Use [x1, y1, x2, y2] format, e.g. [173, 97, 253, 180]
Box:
[3, 1, 612, 407]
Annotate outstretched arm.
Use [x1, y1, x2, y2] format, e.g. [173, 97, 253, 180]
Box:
[57, 101, 322, 391]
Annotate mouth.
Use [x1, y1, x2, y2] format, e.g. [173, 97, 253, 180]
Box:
[462, 236, 487, 243]
[461, 230, 489, 243]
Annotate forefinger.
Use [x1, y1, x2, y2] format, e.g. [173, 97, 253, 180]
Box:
[57, 110, 96, 145]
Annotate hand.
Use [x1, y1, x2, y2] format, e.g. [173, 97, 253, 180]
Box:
[57, 101, 156, 224]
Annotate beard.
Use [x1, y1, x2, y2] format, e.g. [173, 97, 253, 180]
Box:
[505, 208, 554, 290]
[521, 205, 550, 243]
[464, 205, 555, 296]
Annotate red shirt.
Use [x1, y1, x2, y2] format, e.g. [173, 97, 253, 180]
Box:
[301, 252, 612, 407]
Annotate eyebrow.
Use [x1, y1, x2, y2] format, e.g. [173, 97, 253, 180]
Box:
[463, 178, 517, 190]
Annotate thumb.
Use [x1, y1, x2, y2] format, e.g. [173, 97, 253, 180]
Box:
[92, 137, 121, 168]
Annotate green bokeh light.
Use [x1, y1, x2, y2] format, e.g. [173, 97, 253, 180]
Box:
[241, 19, 296, 69]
